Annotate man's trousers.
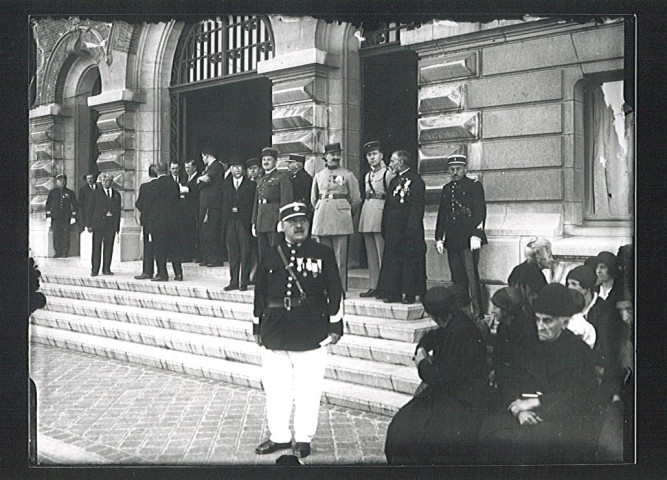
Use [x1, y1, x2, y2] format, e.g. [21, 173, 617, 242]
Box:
[447, 247, 483, 314]
[225, 215, 251, 287]
[52, 219, 71, 256]
[199, 207, 224, 265]
[316, 235, 348, 290]
[363, 232, 384, 290]
[260, 347, 327, 443]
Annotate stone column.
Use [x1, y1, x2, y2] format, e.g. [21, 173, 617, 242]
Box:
[28, 103, 71, 257]
[88, 89, 145, 263]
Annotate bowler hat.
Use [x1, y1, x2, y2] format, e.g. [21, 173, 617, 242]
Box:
[279, 202, 308, 222]
[324, 142, 342, 154]
[446, 154, 467, 166]
[286, 154, 306, 163]
[245, 157, 260, 168]
[533, 283, 578, 317]
[566, 265, 597, 290]
[261, 147, 278, 159]
[227, 155, 244, 166]
[363, 141, 381, 154]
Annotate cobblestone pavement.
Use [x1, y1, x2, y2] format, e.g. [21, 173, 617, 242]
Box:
[29, 344, 391, 466]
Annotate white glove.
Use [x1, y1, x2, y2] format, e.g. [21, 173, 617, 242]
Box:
[252, 224, 257, 238]
[470, 236, 482, 251]
[435, 240, 445, 255]
[179, 185, 189, 193]
[69, 218, 76, 225]
[46, 218, 52, 228]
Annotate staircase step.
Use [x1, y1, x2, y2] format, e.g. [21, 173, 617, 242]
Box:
[44, 295, 436, 344]
[30, 325, 411, 416]
[41, 273, 425, 321]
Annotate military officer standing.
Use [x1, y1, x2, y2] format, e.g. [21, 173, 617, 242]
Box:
[358, 141, 395, 298]
[286, 154, 313, 207]
[252, 147, 293, 264]
[435, 154, 487, 317]
[45, 173, 78, 258]
[310, 142, 361, 289]
[378, 150, 427, 304]
[253, 202, 344, 459]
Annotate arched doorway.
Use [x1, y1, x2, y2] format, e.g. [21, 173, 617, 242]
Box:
[170, 16, 274, 163]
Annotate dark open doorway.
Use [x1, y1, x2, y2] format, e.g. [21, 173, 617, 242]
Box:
[361, 49, 418, 172]
[181, 76, 272, 163]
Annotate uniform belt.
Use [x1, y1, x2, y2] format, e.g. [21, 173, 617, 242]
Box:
[366, 193, 385, 200]
[266, 297, 307, 309]
[319, 194, 347, 200]
[258, 198, 278, 204]
[231, 207, 239, 213]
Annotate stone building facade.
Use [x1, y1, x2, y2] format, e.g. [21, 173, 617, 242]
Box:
[28, 15, 633, 297]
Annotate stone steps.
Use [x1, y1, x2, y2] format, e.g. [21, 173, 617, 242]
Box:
[30, 325, 411, 416]
[32, 308, 420, 395]
[41, 273, 426, 321]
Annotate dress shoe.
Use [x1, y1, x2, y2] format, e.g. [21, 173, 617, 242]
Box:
[383, 296, 402, 303]
[151, 276, 169, 282]
[198, 262, 208, 266]
[374, 290, 386, 299]
[134, 273, 153, 280]
[174, 275, 183, 281]
[239, 285, 248, 291]
[223, 284, 238, 291]
[359, 289, 376, 298]
[102, 271, 114, 276]
[292, 442, 311, 458]
[255, 439, 292, 455]
[91, 271, 98, 277]
[402, 296, 416, 305]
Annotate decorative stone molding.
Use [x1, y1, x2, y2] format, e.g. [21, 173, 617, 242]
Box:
[418, 143, 468, 174]
[418, 52, 478, 85]
[272, 129, 321, 155]
[272, 103, 326, 130]
[272, 77, 326, 105]
[28, 103, 70, 212]
[418, 111, 480, 143]
[418, 83, 466, 114]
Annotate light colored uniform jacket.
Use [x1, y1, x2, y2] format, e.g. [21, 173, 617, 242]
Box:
[358, 165, 394, 233]
[311, 166, 361, 236]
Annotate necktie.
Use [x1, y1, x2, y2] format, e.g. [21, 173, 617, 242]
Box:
[107, 189, 111, 198]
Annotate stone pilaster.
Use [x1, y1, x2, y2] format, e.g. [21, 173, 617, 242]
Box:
[28, 103, 71, 257]
[88, 89, 144, 262]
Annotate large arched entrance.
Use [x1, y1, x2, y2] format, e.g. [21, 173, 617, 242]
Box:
[170, 16, 274, 163]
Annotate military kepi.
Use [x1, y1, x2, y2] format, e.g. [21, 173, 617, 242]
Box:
[446, 154, 467, 166]
[363, 141, 381, 154]
[245, 157, 260, 168]
[324, 142, 342, 154]
[287, 154, 306, 163]
[280, 202, 308, 222]
[55, 173, 67, 181]
[261, 147, 278, 159]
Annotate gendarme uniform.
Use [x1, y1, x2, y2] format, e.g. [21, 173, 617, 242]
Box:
[45, 173, 78, 257]
[253, 202, 344, 450]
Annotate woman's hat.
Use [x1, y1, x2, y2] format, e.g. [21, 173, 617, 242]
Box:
[566, 265, 597, 290]
[491, 286, 526, 315]
[592, 251, 620, 277]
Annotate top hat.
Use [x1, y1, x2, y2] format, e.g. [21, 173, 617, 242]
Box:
[261, 147, 278, 159]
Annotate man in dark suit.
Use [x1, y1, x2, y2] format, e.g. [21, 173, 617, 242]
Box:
[45, 173, 78, 257]
[86, 172, 121, 276]
[180, 159, 201, 263]
[286, 154, 312, 207]
[435, 154, 487, 317]
[134, 164, 158, 279]
[77, 172, 98, 233]
[222, 155, 257, 291]
[144, 162, 183, 281]
[197, 146, 226, 267]
[378, 150, 427, 305]
[169, 161, 185, 185]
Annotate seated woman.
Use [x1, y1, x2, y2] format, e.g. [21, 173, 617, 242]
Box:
[477, 283, 603, 464]
[507, 237, 553, 307]
[384, 286, 490, 465]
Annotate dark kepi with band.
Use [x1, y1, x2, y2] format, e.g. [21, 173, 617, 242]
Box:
[363, 140, 381, 154]
[324, 142, 342, 154]
[245, 157, 260, 168]
[279, 202, 308, 222]
[261, 147, 278, 159]
[446, 154, 467, 166]
[287, 154, 306, 163]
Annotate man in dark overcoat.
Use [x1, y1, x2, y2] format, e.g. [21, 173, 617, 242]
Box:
[285, 154, 312, 207]
[378, 150, 427, 304]
[86, 172, 121, 276]
[222, 155, 256, 291]
[435, 154, 487, 317]
[134, 164, 158, 279]
[77, 172, 98, 233]
[197, 146, 226, 267]
[253, 202, 343, 459]
[180, 159, 201, 263]
[144, 162, 182, 281]
[45, 173, 78, 257]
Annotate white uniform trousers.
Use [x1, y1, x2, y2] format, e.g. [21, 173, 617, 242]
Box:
[363, 232, 384, 290]
[260, 346, 327, 443]
[316, 235, 348, 289]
